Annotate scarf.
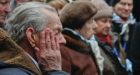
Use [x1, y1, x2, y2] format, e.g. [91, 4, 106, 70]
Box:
[96, 34, 112, 46]
[63, 28, 104, 75]
[112, 13, 134, 73]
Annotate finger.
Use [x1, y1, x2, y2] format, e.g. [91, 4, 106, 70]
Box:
[45, 29, 51, 50]
[50, 32, 57, 50]
[39, 30, 46, 50]
[55, 36, 60, 50]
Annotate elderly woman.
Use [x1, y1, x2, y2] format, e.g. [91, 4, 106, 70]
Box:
[92, 0, 129, 75]
[59, 1, 102, 75]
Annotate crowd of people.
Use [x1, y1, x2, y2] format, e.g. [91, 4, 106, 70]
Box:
[0, 0, 139, 75]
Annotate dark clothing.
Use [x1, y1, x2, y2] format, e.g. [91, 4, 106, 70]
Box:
[129, 22, 140, 75]
[0, 61, 68, 75]
[60, 29, 99, 75]
[96, 37, 129, 75]
[133, 0, 140, 21]
[112, 21, 135, 59]
[111, 21, 135, 75]
[104, 0, 119, 6]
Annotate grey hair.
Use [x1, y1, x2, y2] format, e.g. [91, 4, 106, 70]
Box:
[5, 2, 57, 42]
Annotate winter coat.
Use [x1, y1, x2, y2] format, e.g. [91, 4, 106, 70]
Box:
[112, 20, 135, 57]
[129, 22, 140, 75]
[96, 37, 129, 75]
[112, 13, 136, 59]
[60, 29, 99, 75]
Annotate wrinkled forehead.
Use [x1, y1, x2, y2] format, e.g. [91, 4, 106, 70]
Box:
[42, 9, 62, 29]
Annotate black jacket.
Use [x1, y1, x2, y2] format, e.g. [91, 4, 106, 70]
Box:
[129, 22, 140, 75]
[112, 21, 135, 59]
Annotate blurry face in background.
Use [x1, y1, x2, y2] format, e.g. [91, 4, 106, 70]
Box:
[0, 0, 11, 26]
[95, 17, 112, 36]
[76, 17, 97, 39]
[16, 0, 31, 5]
[114, 0, 133, 19]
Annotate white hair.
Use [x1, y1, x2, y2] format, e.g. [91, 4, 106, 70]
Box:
[5, 2, 57, 42]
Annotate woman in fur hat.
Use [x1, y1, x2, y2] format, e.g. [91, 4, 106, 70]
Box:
[59, 1, 101, 75]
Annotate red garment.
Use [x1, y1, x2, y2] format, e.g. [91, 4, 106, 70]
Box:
[96, 34, 112, 46]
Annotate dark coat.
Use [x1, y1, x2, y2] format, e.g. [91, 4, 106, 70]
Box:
[112, 21, 135, 59]
[129, 22, 140, 75]
[96, 37, 129, 75]
[60, 29, 99, 75]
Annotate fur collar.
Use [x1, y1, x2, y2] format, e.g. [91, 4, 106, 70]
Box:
[0, 28, 42, 75]
[62, 29, 91, 54]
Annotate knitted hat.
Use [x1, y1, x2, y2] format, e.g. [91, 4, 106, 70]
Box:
[92, 0, 113, 20]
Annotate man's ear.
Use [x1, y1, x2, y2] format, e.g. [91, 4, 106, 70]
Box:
[26, 27, 37, 48]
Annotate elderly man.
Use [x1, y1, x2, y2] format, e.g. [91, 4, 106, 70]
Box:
[0, 0, 11, 28]
[1, 2, 68, 75]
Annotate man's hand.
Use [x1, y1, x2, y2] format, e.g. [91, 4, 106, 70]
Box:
[34, 28, 62, 71]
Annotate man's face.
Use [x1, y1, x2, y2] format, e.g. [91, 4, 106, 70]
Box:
[0, 0, 11, 26]
[45, 10, 66, 45]
[114, 0, 133, 19]
[34, 10, 66, 46]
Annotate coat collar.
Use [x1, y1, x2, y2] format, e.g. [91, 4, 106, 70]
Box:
[0, 28, 42, 75]
[62, 28, 91, 53]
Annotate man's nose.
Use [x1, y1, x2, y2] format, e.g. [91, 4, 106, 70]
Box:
[58, 33, 66, 44]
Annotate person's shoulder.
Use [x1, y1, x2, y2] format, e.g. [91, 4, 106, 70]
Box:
[0, 61, 34, 75]
[45, 70, 70, 75]
[0, 67, 31, 75]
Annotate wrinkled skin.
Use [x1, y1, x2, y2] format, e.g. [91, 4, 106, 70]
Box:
[0, 0, 11, 27]
[30, 10, 66, 71]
